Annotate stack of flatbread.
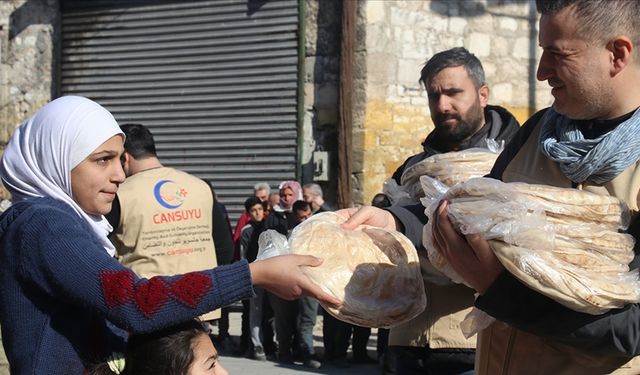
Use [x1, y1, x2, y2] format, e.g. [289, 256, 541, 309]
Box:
[423, 177, 640, 315]
[401, 148, 500, 188]
[289, 212, 426, 328]
[383, 148, 500, 205]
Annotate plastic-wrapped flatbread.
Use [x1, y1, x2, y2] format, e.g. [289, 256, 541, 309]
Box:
[384, 147, 501, 206]
[422, 177, 640, 314]
[401, 148, 500, 187]
[289, 212, 426, 328]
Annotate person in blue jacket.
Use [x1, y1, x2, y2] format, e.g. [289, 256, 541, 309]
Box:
[0, 95, 339, 374]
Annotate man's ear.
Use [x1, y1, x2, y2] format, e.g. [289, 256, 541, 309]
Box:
[478, 85, 490, 108]
[608, 36, 633, 76]
[121, 152, 132, 175]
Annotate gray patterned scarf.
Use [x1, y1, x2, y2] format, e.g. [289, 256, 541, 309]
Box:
[539, 107, 640, 184]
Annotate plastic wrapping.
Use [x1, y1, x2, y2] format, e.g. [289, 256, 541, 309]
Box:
[383, 143, 503, 205]
[257, 212, 427, 328]
[422, 177, 640, 320]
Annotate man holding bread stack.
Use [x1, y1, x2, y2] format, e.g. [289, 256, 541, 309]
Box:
[385, 47, 519, 375]
[341, 0, 640, 374]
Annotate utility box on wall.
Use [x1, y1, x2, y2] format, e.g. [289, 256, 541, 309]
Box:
[313, 150, 329, 181]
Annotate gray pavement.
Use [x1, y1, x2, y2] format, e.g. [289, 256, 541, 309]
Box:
[217, 310, 383, 375]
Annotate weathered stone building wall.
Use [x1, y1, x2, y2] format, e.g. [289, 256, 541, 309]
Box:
[0, 0, 58, 200]
[352, 0, 553, 205]
[302, 0, 341, 206]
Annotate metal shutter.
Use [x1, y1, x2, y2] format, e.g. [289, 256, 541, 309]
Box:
[60, 0, 300, 221]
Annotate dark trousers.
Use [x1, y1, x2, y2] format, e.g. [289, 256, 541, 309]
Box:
[322, 309, 371, 360]
[298, 296, 319, 358]
[219, 306, 230, 337]
[261, 292, 277, 355]
[240, 299, 251, 351]
[269, 294, 299, 357]
[392, 346, 475, 375]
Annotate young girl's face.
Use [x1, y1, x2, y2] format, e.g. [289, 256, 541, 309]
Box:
[189, 333, 228, 375]
[70, 135, 125, 216]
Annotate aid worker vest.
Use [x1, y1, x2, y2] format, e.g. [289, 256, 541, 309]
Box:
[112, 167, 220, 320]
[389, 252, 476, 350]
[475, 119, 640, 375]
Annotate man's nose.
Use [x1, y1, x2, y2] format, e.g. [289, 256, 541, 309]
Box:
[536, 50, 553, 82]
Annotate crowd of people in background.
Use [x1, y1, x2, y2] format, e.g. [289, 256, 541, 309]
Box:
[217, 180, 384, 370]
[2, 0, 639, 374]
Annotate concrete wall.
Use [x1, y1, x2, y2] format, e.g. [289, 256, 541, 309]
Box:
[353, 0, 553, 205]
[0, 0, 59, 200]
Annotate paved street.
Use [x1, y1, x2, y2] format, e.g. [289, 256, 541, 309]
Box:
[217, 307, 383, 375]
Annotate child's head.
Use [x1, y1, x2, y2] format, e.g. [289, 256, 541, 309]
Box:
[92, 320, 228, 375]
[244, 196, 264, 223]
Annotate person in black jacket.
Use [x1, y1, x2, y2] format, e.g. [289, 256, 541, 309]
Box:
[390, 47, 519, 186]
[340, 1, 640, 373]
[385, 47, 520, 375]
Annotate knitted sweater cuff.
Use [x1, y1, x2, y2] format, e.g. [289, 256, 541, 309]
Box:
[212, 260, 255, 304]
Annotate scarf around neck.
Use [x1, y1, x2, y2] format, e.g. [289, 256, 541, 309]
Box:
[539, 107, 640, 184]
[0, 96, 124, 256]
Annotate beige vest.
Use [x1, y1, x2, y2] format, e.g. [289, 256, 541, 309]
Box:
[389, 252, 477, 350]
[476, 120, 640, 375]
[112, 167, 220, 320]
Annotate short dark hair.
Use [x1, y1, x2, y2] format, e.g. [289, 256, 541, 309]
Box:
[292, 200, 311, 213]
[536, 0, 640, 53]
[371, 193, 391, 208]
[121, 123, 158, 159]
[244, 196, 263, 212]
[419, 47, 485, 89]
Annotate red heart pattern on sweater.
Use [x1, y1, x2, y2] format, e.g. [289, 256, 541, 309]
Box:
[134, 278, 170, 318]
[100, 271, 134, 308]
[170, 272, 212, 308]
[100, 270, 213, 319]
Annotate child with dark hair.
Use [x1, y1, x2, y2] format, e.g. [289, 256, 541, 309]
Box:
[238, 196, 270, 360]
[91, 320, 228, 375]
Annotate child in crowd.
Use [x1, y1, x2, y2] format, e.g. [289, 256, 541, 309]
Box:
[91, 320, 228, 375]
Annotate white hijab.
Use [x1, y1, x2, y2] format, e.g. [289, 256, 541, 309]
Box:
[0, 96, 124, 256]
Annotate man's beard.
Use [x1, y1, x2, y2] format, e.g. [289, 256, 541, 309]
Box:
[432, 101, 484, 143]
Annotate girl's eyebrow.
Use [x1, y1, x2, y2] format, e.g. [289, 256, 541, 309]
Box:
[91, 150, 119, 157]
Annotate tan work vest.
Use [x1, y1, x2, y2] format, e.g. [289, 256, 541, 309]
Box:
[476, 120, 640, 375]
[112, 167, 220, 320]
[390, 252, 477, 349]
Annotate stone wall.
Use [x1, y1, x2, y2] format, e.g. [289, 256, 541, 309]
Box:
[302, 0, 342, 207]
[353, 0, 553, 205]
[0, 0, 58, 200]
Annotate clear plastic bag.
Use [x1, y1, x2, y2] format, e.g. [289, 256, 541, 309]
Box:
[256, 229, 290, 260]
[384, 142, 504, 206]
[422, 177, 640, 318]
[256, 212, 427, 328]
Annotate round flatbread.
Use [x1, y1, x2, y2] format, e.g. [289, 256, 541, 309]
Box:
[289, 212, 426, 328]
[491, 240, 640, 314]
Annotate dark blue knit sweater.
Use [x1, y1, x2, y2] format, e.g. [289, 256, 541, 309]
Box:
[0, 197, 254, 374]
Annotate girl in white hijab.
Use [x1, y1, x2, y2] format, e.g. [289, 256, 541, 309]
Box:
[0, 96, 338, 373]
[1, 95, 121, 255]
